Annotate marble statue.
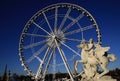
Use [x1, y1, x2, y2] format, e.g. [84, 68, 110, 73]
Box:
[75, 39, 117, 81]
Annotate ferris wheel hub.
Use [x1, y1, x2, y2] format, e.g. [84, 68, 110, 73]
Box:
[47, 30, 65, 47]
[52, 35, 56, 39]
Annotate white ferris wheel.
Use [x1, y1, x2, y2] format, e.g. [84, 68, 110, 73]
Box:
[19, 3, 101, 81]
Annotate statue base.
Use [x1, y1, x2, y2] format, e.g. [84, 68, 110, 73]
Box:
[81, 75, 117, 81]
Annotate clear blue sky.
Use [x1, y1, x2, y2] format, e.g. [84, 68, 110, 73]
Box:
[0, 0, 120, 76]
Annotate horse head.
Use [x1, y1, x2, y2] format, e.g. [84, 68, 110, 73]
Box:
[77, 43, 85, 49]
[95, 44, 110, 57]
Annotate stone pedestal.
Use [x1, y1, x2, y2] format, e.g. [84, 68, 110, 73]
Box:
[95, 76, 116, 81]
[81, 75, 117, 81]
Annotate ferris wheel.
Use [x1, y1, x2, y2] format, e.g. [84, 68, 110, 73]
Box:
[19, 3, 101, 81]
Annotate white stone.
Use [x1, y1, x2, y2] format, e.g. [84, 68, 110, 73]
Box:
[75, 39, 117, 81]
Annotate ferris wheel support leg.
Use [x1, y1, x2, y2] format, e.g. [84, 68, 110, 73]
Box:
[53, 47, 56, 80]
[55, 39, 74, 81]
[35, 47, 51, 80]
[42, 50, 54, 79]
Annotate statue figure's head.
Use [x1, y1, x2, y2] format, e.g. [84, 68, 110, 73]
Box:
[89, 38, 93, 43]
[81, 39, 86, 44]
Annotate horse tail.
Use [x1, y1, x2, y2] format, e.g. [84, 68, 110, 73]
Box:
[107, 54, 116, 62]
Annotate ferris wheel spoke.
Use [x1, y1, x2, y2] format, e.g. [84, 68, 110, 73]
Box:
[42, 50, 54, 79]
[26, 44, 47, 63]
[68, 16, 84, 39]
[39, 14, 55, 26]
[67, 16, 84, 39]
[23, 33, 49, 38]
[55, 39, 74, 81]
[58, 8, 71, 30]
[63, 38, 82, 42]
[65, 24, 96, 36]
[35, 47, 51, 79]
[23, 40, 47, 49]
[60, 41, 81, 57]
[33, 22, 51, 36]
[54, 7, 58, 32]
[35, 56, 43, 63]
[67, 15, 75, 21]
[76, 22, 84, 39]
[39, 14, 64, 26]
[62, 13, 84, 32]
[42, 12, 54, 34]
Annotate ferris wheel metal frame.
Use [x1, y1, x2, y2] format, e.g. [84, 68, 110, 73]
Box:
[19, 3, 101, 81]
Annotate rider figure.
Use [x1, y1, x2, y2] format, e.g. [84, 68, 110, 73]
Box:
[86, 38, 95, 56]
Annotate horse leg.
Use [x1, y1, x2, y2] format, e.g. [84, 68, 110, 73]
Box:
[75, 60, 82, 71]
[75, 60, 78, 71]
[75, 60, 86, 72]
[98, 64, 109, 79]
